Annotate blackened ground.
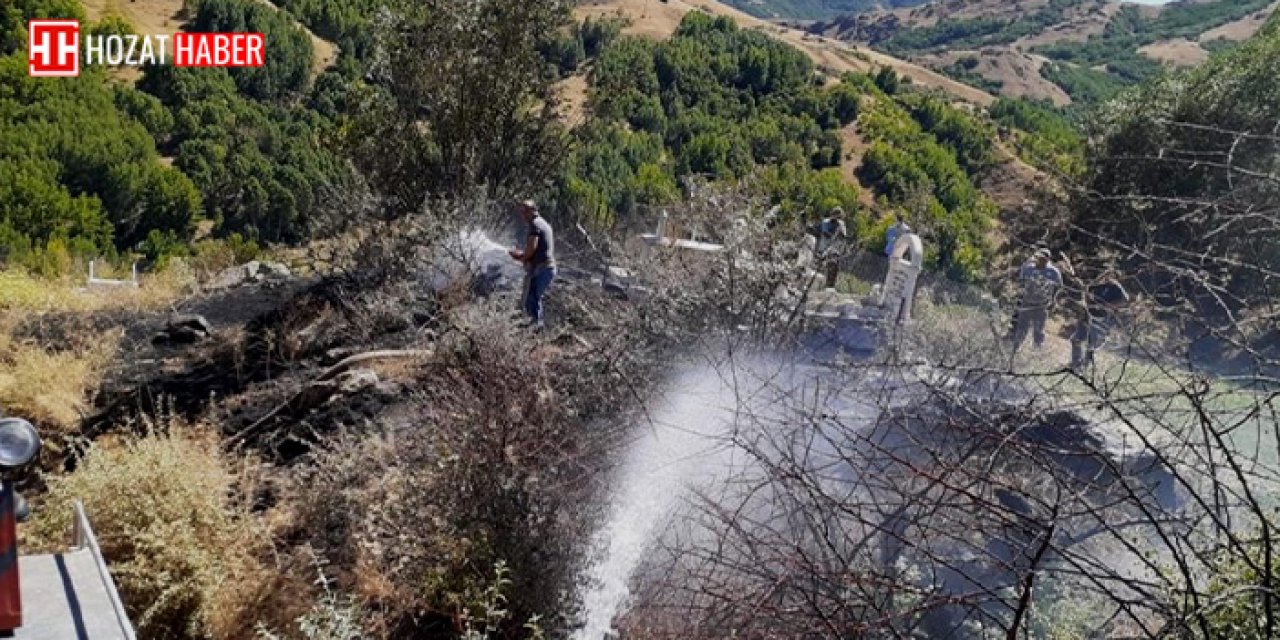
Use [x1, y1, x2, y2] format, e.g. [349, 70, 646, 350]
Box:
[65, 271, 441, 464]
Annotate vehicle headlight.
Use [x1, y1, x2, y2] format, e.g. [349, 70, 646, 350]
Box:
[0, 418, 40, 468]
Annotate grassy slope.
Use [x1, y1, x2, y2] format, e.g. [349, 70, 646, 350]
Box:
[576, 0, 997, 105]
[815, 0, 1280, 104]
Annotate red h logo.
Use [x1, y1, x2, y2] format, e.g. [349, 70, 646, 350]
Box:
[28, 20, 80, 77]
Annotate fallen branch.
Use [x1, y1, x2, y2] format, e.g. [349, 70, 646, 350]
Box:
[225, 348, 434, 449]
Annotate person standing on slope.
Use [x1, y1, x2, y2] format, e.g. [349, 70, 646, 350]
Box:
[509, 200, 556, 330]
[1011, 248, 1063, 353]
[813, 207, 849, 290]
[1069, 270, 1130, 370]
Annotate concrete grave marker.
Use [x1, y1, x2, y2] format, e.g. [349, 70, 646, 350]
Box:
[880, 233, 924, 325]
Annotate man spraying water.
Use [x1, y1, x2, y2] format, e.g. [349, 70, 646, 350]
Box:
[509, 200, 556, 330]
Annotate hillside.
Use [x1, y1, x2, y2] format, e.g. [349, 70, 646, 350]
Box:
[717, 0, 928, 20]
[4, 1, 1280, 638]
[576, 0, 996, 105]
[573, 0, 1045, 222]
[810, 0, 1280, 105]
[80, 0, 339, 80]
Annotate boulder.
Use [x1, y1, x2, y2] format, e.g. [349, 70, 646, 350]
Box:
[210, 260, 292, 289]
[335, 369, 380, 395]
[258, 261, 292, 280]
[153, 314, 214, 345]
[603, 266, 631, 297]
[210, 265, 250, 290]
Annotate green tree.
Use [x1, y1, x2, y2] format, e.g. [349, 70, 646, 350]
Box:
[1071, 11, 1280, 308]
[0, 53, 201, 258]
[349, 0, 572, 214]
[189, 0, 314, 100]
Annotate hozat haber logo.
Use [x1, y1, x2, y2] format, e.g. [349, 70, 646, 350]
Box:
[28, 19, 264, 77]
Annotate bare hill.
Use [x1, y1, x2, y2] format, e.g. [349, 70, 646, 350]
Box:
[810, 0, 1280, 104]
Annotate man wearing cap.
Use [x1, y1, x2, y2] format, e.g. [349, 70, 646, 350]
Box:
[813, 207, 848, 290]
[509, 200, 556, 329]
[1012, 248, 1063, 353]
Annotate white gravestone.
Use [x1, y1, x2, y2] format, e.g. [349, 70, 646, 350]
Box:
[879, 233, 924, 325]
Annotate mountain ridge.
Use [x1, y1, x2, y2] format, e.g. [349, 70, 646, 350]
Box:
[717, 0, 930, 20]
[808, 0, 1280, 104]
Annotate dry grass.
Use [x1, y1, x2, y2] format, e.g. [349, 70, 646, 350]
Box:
[1138, 38, 1209, 67]
[0, 267, 192, 314]
[25, 425, 308, 640]
[0, 267, 190, 434]
[556, 72, 591, 128]
[0, 320, 119, 433]
[81, 0, 188, 36]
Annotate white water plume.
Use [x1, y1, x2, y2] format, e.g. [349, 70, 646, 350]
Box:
[572, 361, 791, 640]
[431, 229, 524, 293]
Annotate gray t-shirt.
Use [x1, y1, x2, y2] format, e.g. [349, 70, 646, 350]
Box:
[527, 215, 555, 269]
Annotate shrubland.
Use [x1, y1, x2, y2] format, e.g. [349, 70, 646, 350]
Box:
[2, 1, 1278, 639]
[566, 13, 855, 227]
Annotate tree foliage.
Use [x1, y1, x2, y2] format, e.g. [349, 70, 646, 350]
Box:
[856, 86, 994, 281]
[269, 0, 380, 62]
[189, 0, 315, 101]
[0, 0, 84, 55]
[348, 0, 572, 214]
[990, 97, 1084, 176]
[573, 13, 859, 228]
[0, 53, 202, 269]
[139, 63, 350, 244]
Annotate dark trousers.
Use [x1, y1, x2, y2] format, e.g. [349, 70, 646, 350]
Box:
[523, 265, 556, 323]
[1012, 306, 1048, 351]
[823, 257, 839, 289]
[1071, 317, 1109, 368]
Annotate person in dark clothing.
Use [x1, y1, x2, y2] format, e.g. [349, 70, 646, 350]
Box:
[509, 200, 556, 329]
[812, 207, 848, 290]
[1070, 274, 1130, 370]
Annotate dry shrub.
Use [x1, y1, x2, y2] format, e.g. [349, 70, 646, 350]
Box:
[0, 318, 119, 433]
[284, 310, 637, 638]
[25, 425, 307, 640]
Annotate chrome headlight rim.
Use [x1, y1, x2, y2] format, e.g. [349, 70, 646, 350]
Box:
[0, 418, 41, 468]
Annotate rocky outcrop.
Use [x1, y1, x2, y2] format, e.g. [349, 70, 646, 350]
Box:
[152, 314, 214, 345]
[209, 260, 294, 290]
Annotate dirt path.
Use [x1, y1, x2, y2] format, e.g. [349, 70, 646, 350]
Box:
[557, 72, 591, 128]
[836, 121, 878, 210]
